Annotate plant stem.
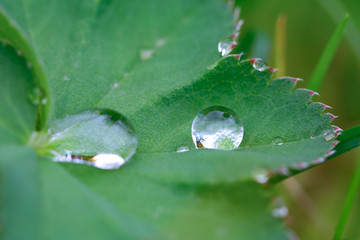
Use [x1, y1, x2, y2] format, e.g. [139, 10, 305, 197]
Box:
[307, 14, 348, 92]
[333, 150, 360, 240]
[274, 15, 286, 78]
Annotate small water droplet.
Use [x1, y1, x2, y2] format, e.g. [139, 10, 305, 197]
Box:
[63, 75, 70, 81]
[47, 109, 137, 170]
[253, 169, 269, 184]
[176, 146, 189, 153]
[218, 37, 236, 56]
[191, 106, 244, 150]
[323, 129, 336, 141]
[112, 82, 119, 88]
[271, 198, 289, 218]
[251, 59, 267, 71]
[272, 137, 284, 146]
[140, 49, 154, 60]
[41, 98, 47, 105]
[155, 38, 166, 48]
[28, 88, 44, 105]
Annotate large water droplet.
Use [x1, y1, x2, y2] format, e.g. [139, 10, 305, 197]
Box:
[251, 59, 267, 71]
[218, 36, 236, 56]
[47, 109, 137, 170]
[272, 137, 284, 146]
[191, 106, 244, 150]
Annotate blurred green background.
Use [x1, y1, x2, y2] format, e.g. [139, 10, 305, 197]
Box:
[235, 0, 360, 239]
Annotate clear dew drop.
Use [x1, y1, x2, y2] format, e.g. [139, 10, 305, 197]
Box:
[252, 59, 267, 71]
[272, 137, 284, 146]
[323, 129, 336, 141]
[176, 146, 189, 153]
[192, 106, 244, 150]
[218, 36, 236, 56]
[28, 88, 44, 105]
[47, 109, 137, 170]
[253, 169, 269, 184]
[140, 49, 154, 60]
[271, 198, 289, 218]
[272, 205, 289, 218]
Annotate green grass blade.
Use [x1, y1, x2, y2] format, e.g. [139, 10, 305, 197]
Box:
[274, 15, 287, 77]
[329, 125, 360, 159]
[307, 14, 349, 91]
[333, 150, 360, 240]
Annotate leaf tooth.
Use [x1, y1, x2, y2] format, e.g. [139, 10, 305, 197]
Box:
[331, 125, 343, 132]
[312, 157, 325, 165]
[317, 102, 333, 109]
[231, 32, 239, 40]
[308, 90, 320, 96]
[291, 77, 303, 83]
[293, 162, 309, 170]
[231, 42, 237, 50]
[233, 7, 241, 21]
[250, 58, 257, 64]
[235, 19, 244, 31]
[269, 68, 279, 73]
[331, 140, 340, 148]
[277, 166, 290, 176]
[326, 150, 336, 157]
[326, 113, 338, 119]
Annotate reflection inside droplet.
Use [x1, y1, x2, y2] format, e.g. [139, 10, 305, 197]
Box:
[191, 106, 244, 150]
[47, 109, 137, 170]
[218, 36, 236, 56]
[272, 137, 284, 146]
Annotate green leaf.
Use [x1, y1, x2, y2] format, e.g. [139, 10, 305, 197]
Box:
[0, 146, 40, 240]
[0, 44, 36, 144]
[64, 163, 288, 240]
[38, 158, 161, 240]
[0, 0, 344, 239]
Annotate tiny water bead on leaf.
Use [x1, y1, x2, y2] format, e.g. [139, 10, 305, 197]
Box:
[272, 137, 284, 146]
[218, 36, 237, 56]
[250, 58, 268, 71]
[191, 106, 244, 150]
[46, 109, 137, 170]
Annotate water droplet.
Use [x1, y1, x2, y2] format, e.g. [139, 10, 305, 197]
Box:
[140, 49, 154, 60]
[191, 106, 244, 150]
[155, 38, 166, 48]
[28, 88, 44, 105]
[272, 198, 289, 218]
[47, 109, 137, 170]
[176, 146, 189, 153]
[253, 169, 269, 184]
[63, 75, 70, 81]
[323, 129, 336, 141]
[272, 137, 284, 146]
[218, 37, 236, 56]
[251, 58, 267, 71]
[41, 98, 47, 105]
